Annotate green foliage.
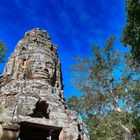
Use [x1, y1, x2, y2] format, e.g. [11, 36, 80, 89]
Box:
[122, 0, 140, 64]
[84, 112, 134, 140]
[132, 117, 140, 140]
[0, 41, 7, 63]
[67, 96, 80, 112]
[68, 37, 140, 139]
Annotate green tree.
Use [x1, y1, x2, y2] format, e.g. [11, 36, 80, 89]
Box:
[132, 117, 140, 140]
[69, 37, 140, 139]
[0, 40, 7, 63]
[122, 0, 140, 64]
[84, 112, 134, 140]
[67, 96, 80, 112]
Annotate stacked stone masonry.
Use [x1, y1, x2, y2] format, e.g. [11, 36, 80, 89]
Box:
[0, 28, 90, 140]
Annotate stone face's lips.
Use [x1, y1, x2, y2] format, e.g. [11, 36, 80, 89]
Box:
[34, 71, 50, 78]
[0, 28, 90, 140]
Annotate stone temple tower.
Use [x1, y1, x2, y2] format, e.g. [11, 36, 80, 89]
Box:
[0, 29, 90, 140]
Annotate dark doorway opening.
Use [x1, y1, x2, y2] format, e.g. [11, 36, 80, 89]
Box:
[18, 122, 62, 140]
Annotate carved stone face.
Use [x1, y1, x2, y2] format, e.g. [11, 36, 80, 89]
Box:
[33, 56, 56, 84]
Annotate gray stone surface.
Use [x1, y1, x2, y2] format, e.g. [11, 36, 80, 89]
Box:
[0, 28, 90, 140]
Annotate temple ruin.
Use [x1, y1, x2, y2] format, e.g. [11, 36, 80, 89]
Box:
[0, 28, 90, 140]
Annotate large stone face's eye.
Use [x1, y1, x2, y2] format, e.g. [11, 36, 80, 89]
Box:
[39, 67, 43, 70]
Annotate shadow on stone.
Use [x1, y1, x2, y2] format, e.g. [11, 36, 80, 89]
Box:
[30, 100, 50, 119]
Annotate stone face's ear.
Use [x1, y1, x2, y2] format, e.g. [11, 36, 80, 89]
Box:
[55, 61, 63, 90]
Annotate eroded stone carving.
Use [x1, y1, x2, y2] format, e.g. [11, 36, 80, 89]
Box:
[0, 28, 90, 140]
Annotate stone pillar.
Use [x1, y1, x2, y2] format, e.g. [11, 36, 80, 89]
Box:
[59, 130, 70, 140]
[0, 125, 3, 140]
[1, 130, 19, 140]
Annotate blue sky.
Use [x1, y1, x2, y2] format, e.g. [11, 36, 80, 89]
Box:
[0, 0, 126, 99]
